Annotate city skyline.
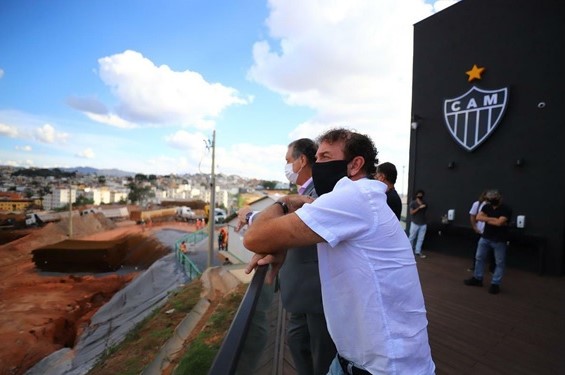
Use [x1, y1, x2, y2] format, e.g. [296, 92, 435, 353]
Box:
[0, 0, 458, 192]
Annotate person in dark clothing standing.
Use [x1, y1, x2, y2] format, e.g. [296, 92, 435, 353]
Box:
[464, 190, 512, 294]
[375, 162, 402, 220]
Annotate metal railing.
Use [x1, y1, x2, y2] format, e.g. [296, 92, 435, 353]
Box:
[174, 229, 208, 279]
[208, 265, 272, 375]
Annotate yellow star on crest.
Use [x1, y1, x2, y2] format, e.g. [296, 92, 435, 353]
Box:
[466, 64, 485, 82]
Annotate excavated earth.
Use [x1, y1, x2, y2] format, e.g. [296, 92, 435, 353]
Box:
[0, 215, 192, 375]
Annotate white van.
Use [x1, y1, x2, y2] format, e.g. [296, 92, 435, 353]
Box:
[214, 208, 227, 223]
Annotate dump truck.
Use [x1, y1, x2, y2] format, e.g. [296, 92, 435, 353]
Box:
[176, 206, 196, 221]
[81, 207, 129, 220]
[25, 212, 62, 226]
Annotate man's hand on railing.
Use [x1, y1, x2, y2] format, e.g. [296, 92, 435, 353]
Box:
[235, 207, 253, 232]
[244, 251, 287, 284]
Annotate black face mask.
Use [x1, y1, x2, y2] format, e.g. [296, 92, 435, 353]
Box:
[489, 198, 500, 206]
[312, 160, 349, 196]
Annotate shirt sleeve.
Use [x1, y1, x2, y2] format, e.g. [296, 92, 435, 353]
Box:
[469, 201, 479, 215]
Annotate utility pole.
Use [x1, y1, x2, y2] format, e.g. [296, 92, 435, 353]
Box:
[68, 182, 73, 238]
[207, 130, 216, 268]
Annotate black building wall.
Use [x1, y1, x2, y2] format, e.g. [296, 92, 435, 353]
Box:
[409, 0, 564, 274]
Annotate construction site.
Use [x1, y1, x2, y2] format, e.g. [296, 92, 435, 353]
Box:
[0, 210, 228, 374]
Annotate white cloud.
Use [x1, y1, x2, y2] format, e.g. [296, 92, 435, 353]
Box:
[433, 0, 459, 12]
[0, 123, 18, 137]
[0, 68, 4, 79]
[1, 160, 18, 167]
[215, 143, 288, 180]
[76, 148, 95, 159]
[247, 0, 445, 186]
[165, 130, 209, 152]
[84, 112, 138, 129]
[95, 50, 250, 129]
[15, 145, 32, 152]
[35, 124, 69, 144]
[161, 129, 287, 179]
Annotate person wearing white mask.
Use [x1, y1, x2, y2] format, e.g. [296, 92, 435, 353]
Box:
[281, 138, 336, 375]
[236, 138, 336, 375]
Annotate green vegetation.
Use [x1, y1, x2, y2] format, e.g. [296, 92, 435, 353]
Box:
[126, 180, 155, 205]
[88, 280, 203, 375]
[11, 167, 76, 178]
[174, 283, 247, 375]
[88, 280, 247, 375]
[260, 180, 278, 189]
[75, 195, 95, 206]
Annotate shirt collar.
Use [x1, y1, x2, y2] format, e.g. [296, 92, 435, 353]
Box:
[298, 177, 313, 195]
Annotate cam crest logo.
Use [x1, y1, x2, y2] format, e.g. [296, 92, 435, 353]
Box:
[443, 86, 508, 151]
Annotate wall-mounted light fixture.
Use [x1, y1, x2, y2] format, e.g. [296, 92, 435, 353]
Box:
[411, 114, 422, 130]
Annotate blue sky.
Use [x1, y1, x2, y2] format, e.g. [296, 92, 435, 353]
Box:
[0, 0, 457, 190]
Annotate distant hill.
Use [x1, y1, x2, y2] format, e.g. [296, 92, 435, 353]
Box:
[11, 168, 75, 178]
[61, 167, 135, 177]
[5, 166, 135, 178]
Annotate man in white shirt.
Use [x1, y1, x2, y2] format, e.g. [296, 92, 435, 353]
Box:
[468, 191, 487, 271]
[244, 128, 435, 375]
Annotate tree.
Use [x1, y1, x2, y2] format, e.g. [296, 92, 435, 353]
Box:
[127, 182, 153, 205]
[135, 173, 148, 182]
[23, 188, 34, 198]
[98, 175, 106, 185]
[75, 195, 94, 206]
[40, 186, 52, 196]
[261, 180, 277, 190]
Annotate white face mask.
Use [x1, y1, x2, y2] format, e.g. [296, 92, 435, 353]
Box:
[285, 162, 299, 184]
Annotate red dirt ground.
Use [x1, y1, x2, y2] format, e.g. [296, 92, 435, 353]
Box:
[0, 216, 195, 375]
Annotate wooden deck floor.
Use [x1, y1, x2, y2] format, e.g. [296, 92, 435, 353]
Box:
[419, 251, 565, 375]
[254, 251, 565, 375]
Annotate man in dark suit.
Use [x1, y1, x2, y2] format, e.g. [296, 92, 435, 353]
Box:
[236, 138, 336, 375]
[280, 138, 336, 375]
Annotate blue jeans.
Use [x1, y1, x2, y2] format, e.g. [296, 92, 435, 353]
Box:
[327, 355, 345, 375]
[409, 223, 427, 254]
[474, 237, 507, 285]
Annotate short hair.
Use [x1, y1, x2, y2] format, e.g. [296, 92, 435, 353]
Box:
[485, 189, 501, 200]
[377, 162, 397, 184]
[317, 128, 378, 176]
[288, 138, 317, 166]
[415, 189, 425, 197]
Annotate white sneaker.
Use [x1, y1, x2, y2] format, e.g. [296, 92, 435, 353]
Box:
[417, 253, 427, 259]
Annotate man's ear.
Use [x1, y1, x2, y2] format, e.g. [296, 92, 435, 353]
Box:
[348, 156, 365, 177]
[299, 154, 308, 169]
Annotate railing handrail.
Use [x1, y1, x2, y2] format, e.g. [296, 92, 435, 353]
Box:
[208, 265, 268, 375]
[175, 229, 208, 278]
